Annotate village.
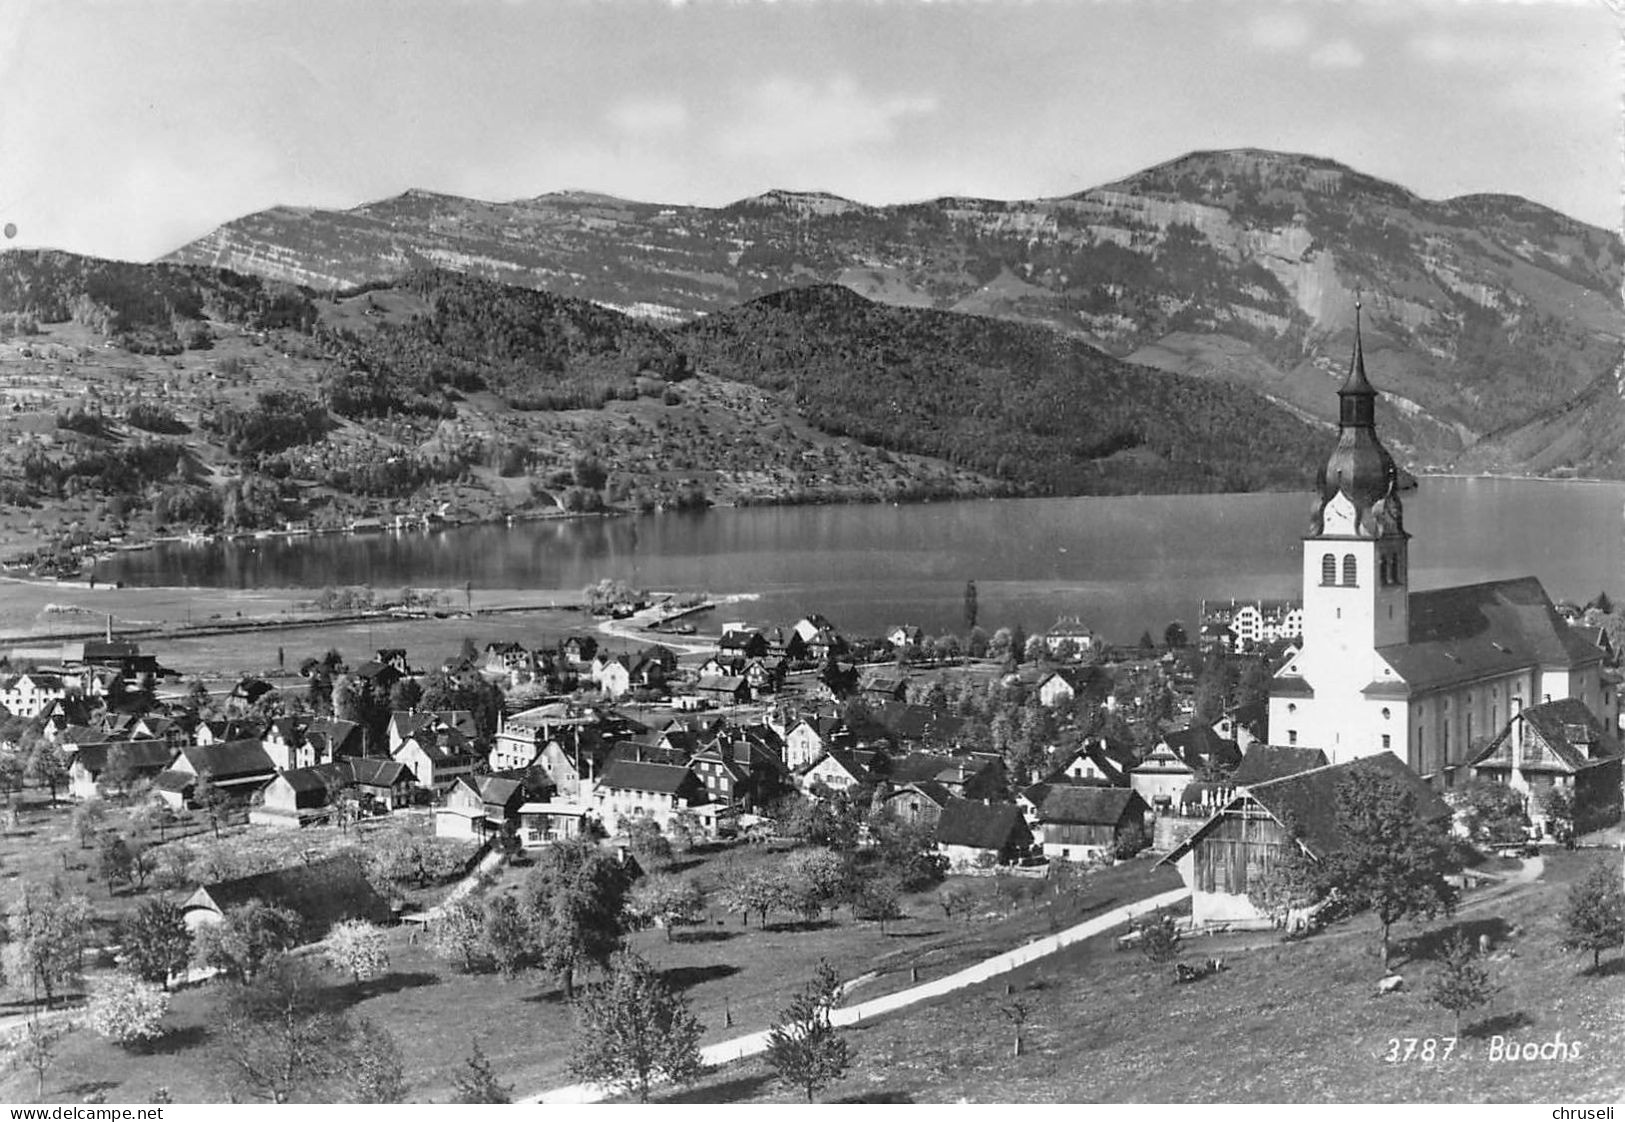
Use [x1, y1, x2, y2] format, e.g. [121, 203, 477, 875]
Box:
[0, 326, 1622, 1103]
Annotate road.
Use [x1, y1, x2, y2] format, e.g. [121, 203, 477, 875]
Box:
[524, 884, 1191, 1104]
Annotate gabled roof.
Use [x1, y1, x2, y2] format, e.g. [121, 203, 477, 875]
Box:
[305, 717, 364, 756]
[599, 758, 696, 796]
[1163, 752, 1451, 867]
[1469, 697, 1624, 773]
[887, 779, 952, 808]
[1379, 577, 1604, 692]
[71, 740, 176, 775]
[188, 854, 391, 937]
[934, 798, 1032, 851]
[1232, 745, 1330, 787]
[478, 776, 526, 811]
[891, 751, 1001, 787]
[1026, 784, 1147, 826]
[1161, 726, 1242, 771]
[608, 741, 690, 767]
[348, 756, 413, 787]
[179, 739, 275, 781]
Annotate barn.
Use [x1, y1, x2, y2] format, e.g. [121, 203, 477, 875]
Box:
[1157, 752, 1450, 927]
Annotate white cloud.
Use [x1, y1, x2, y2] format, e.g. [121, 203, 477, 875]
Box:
[1310, 40, 1364, 69]
[606, 97, 689, 136]
[715, 75, 937, 161]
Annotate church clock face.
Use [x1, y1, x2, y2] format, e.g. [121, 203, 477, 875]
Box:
[1322, 492, 1357, 536]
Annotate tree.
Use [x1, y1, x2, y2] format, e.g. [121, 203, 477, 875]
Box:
[215, 958, 359, 1103]
[1559, 859, 1625, 970]
[4, 883, 91, 1008]
[71, 799, 107, 848]
[192, 900, 303, 982]
[1245, 839, 1323, 930]
[1427, 931, 1493, 1034]
[721, 866, 786, 927]
[1320, 762, 1459, 969]
[192, 774, 234, 839]
[87, 971, 170, 1046]
[24, 738, 68, 801]
[118, 898, 192, 990]
[626, 817, 672, 867]
[348, 1018, 408, 1103]
[1138, 913, 1181, 964]
[765, 961, 850, 1102]
[450, 1038, 513, 1104]
[628, 874, 706, 941]
[99, 832, 136, 892]
[938, 883, 975, 923]
[851, 876, 904, 934]
[14, 1016, 67, 1098]
[480, 893, 535, 977]
[388, 677, 423, 713]
[1163, 621, 1188, 649]
[522, 839, 633, 997]
[1454, 780, 1528, 846]
[324, 919, 389, 985]
[429, 897, 489, 973]
[419, 667, 504, 740]
[963, 580, 978, 632]
[1137, 630, 1156, 653]
[568, 952, 705, 1103]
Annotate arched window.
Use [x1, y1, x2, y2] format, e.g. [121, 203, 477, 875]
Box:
[1321, 554, 1336, 585]
[1342, 554, 1358, 586]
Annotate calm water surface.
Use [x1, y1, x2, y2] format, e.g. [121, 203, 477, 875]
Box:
[93, 478, 1625, 644]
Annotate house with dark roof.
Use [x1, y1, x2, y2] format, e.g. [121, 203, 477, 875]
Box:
[1468, 698, 1623, 835]
[1021, 784, 1150, 861]
[874, 702, 964, 750]
[1037, 667, 1105, 709]
[154, 740, 276, 808]
[889, 751, 1008, 801]
[1158, 752, 1451, 926]
[1267, 314, 1615, 787]
[883, 780, 952, 830]
[689, 737, 789, 813]
[183, 854, 391, 938]
[694, 674, 751, 706]
[304, 716, 365, 762]
[593, 757, 707, 834]
[67, 740, 176, 800]
[393, 727, 479, 793]
[934, 798, 1034, 870]
[800, 747, 879, 796]
[784, 716, 848, 770]
[1046, 738, 1138, 787]
[435, 774, 529, 840]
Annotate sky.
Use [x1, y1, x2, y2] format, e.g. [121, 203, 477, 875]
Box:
[0, 0, 1618, 262]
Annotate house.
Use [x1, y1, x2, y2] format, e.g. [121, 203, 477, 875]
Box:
[1159, 752, 1451, 926]
[251, 766, 343, 829]
[347, 756, 416, 811]
[393, 729, 479, 793]
[304, 717, 365, 762]
[560, 635, 598, 665]
[934, 798, 1034, 870]
[785, 717, 846, 770]
[883, 780, 952, 830]
[1022, 784, 1150, 861]
[593, 656, 632, 699]
[0, 673, 70, 719]
[1038, 667, 1105, 709]
[1163, 726, 1243, 778]
[517, 802, 593, 847]
[1129, 741, 1193, 810]
[886, 625, 924, 650]
[435, 775, 528, 840]
[742, 657, 783, 695]
[874, 703, 964, 750]
[262, 718, 313, 771]
[194, 718, 262, 748]
[859, 672, 910, 703]
[67, 741, 176, 800]
[1044, 616, 1096, 657]
[695, 675, 751, 706]
[387, 710, 478, 754]
[493, 703, 599, 773]
[718, 629, 769, 660]
[1231, 744, 1330, 788]
[628, 656, 668, 692]
[154, 740, 277, 808]
[1047, 738, 1138, 786]
[889, 751, 1008, 801]
[484, 641, 535, 675]
[1468, 698, 1624, 835]
[375, 648, 409, 674]
[226, 677, 275, 711]
[800, 748, 878, 795]
[183, 854, 392, 937]
[352, 659, 403, 696]
[593, 757, 708, 834]
[689, 738, 788, 812]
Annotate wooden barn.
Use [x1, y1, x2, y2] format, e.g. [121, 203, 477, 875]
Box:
[1158, 752, 1450, 927]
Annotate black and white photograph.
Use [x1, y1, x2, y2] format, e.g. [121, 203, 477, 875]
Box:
[0, 0, 1621, 1107]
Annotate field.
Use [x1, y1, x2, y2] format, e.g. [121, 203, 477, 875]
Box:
[0, 829, 1179, 1104]
[656, 848, 1625, 1103]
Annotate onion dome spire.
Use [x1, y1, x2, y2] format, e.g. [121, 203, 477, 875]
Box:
[1311, 297, 1405, 538]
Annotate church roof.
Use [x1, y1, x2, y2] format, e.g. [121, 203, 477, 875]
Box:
[1379, 577, 1604, 691]
[1310, 303, 1405, 539]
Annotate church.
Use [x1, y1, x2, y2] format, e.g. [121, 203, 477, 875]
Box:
[1267, 306, 1613, 785]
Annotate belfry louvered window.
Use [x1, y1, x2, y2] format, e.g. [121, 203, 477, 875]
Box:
[1342, 554, 1358, 586]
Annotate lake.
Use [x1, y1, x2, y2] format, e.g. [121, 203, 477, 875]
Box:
[90, 478, 1625, 644]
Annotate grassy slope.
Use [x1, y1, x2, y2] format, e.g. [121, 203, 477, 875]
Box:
[658, 849, 1625, 1103]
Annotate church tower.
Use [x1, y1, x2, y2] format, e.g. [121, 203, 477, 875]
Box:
[1281, 302, 1410, 758]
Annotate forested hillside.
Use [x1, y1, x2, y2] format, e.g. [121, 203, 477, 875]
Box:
[678, 286, 1328, 494]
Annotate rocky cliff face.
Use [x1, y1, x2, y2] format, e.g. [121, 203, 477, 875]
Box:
[164, 148, 1624, 470]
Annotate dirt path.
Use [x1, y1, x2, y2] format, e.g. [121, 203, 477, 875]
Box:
[524, 884, 1191, 1104]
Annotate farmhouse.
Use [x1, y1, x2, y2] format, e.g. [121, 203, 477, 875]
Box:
[183, 854, 392, 938]
[934, 798, 1034, 871]
[593, 757, 708, 834]
[67, 741, 176, 800]
[1022, 784, 1150, 861]
[153, 740, 277, 808]
[1159, 752, 1451, 927]
[1467, 697, 1623, 835]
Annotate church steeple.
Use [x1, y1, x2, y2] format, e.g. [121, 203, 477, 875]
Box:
[1311, 298, 1405, 539]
